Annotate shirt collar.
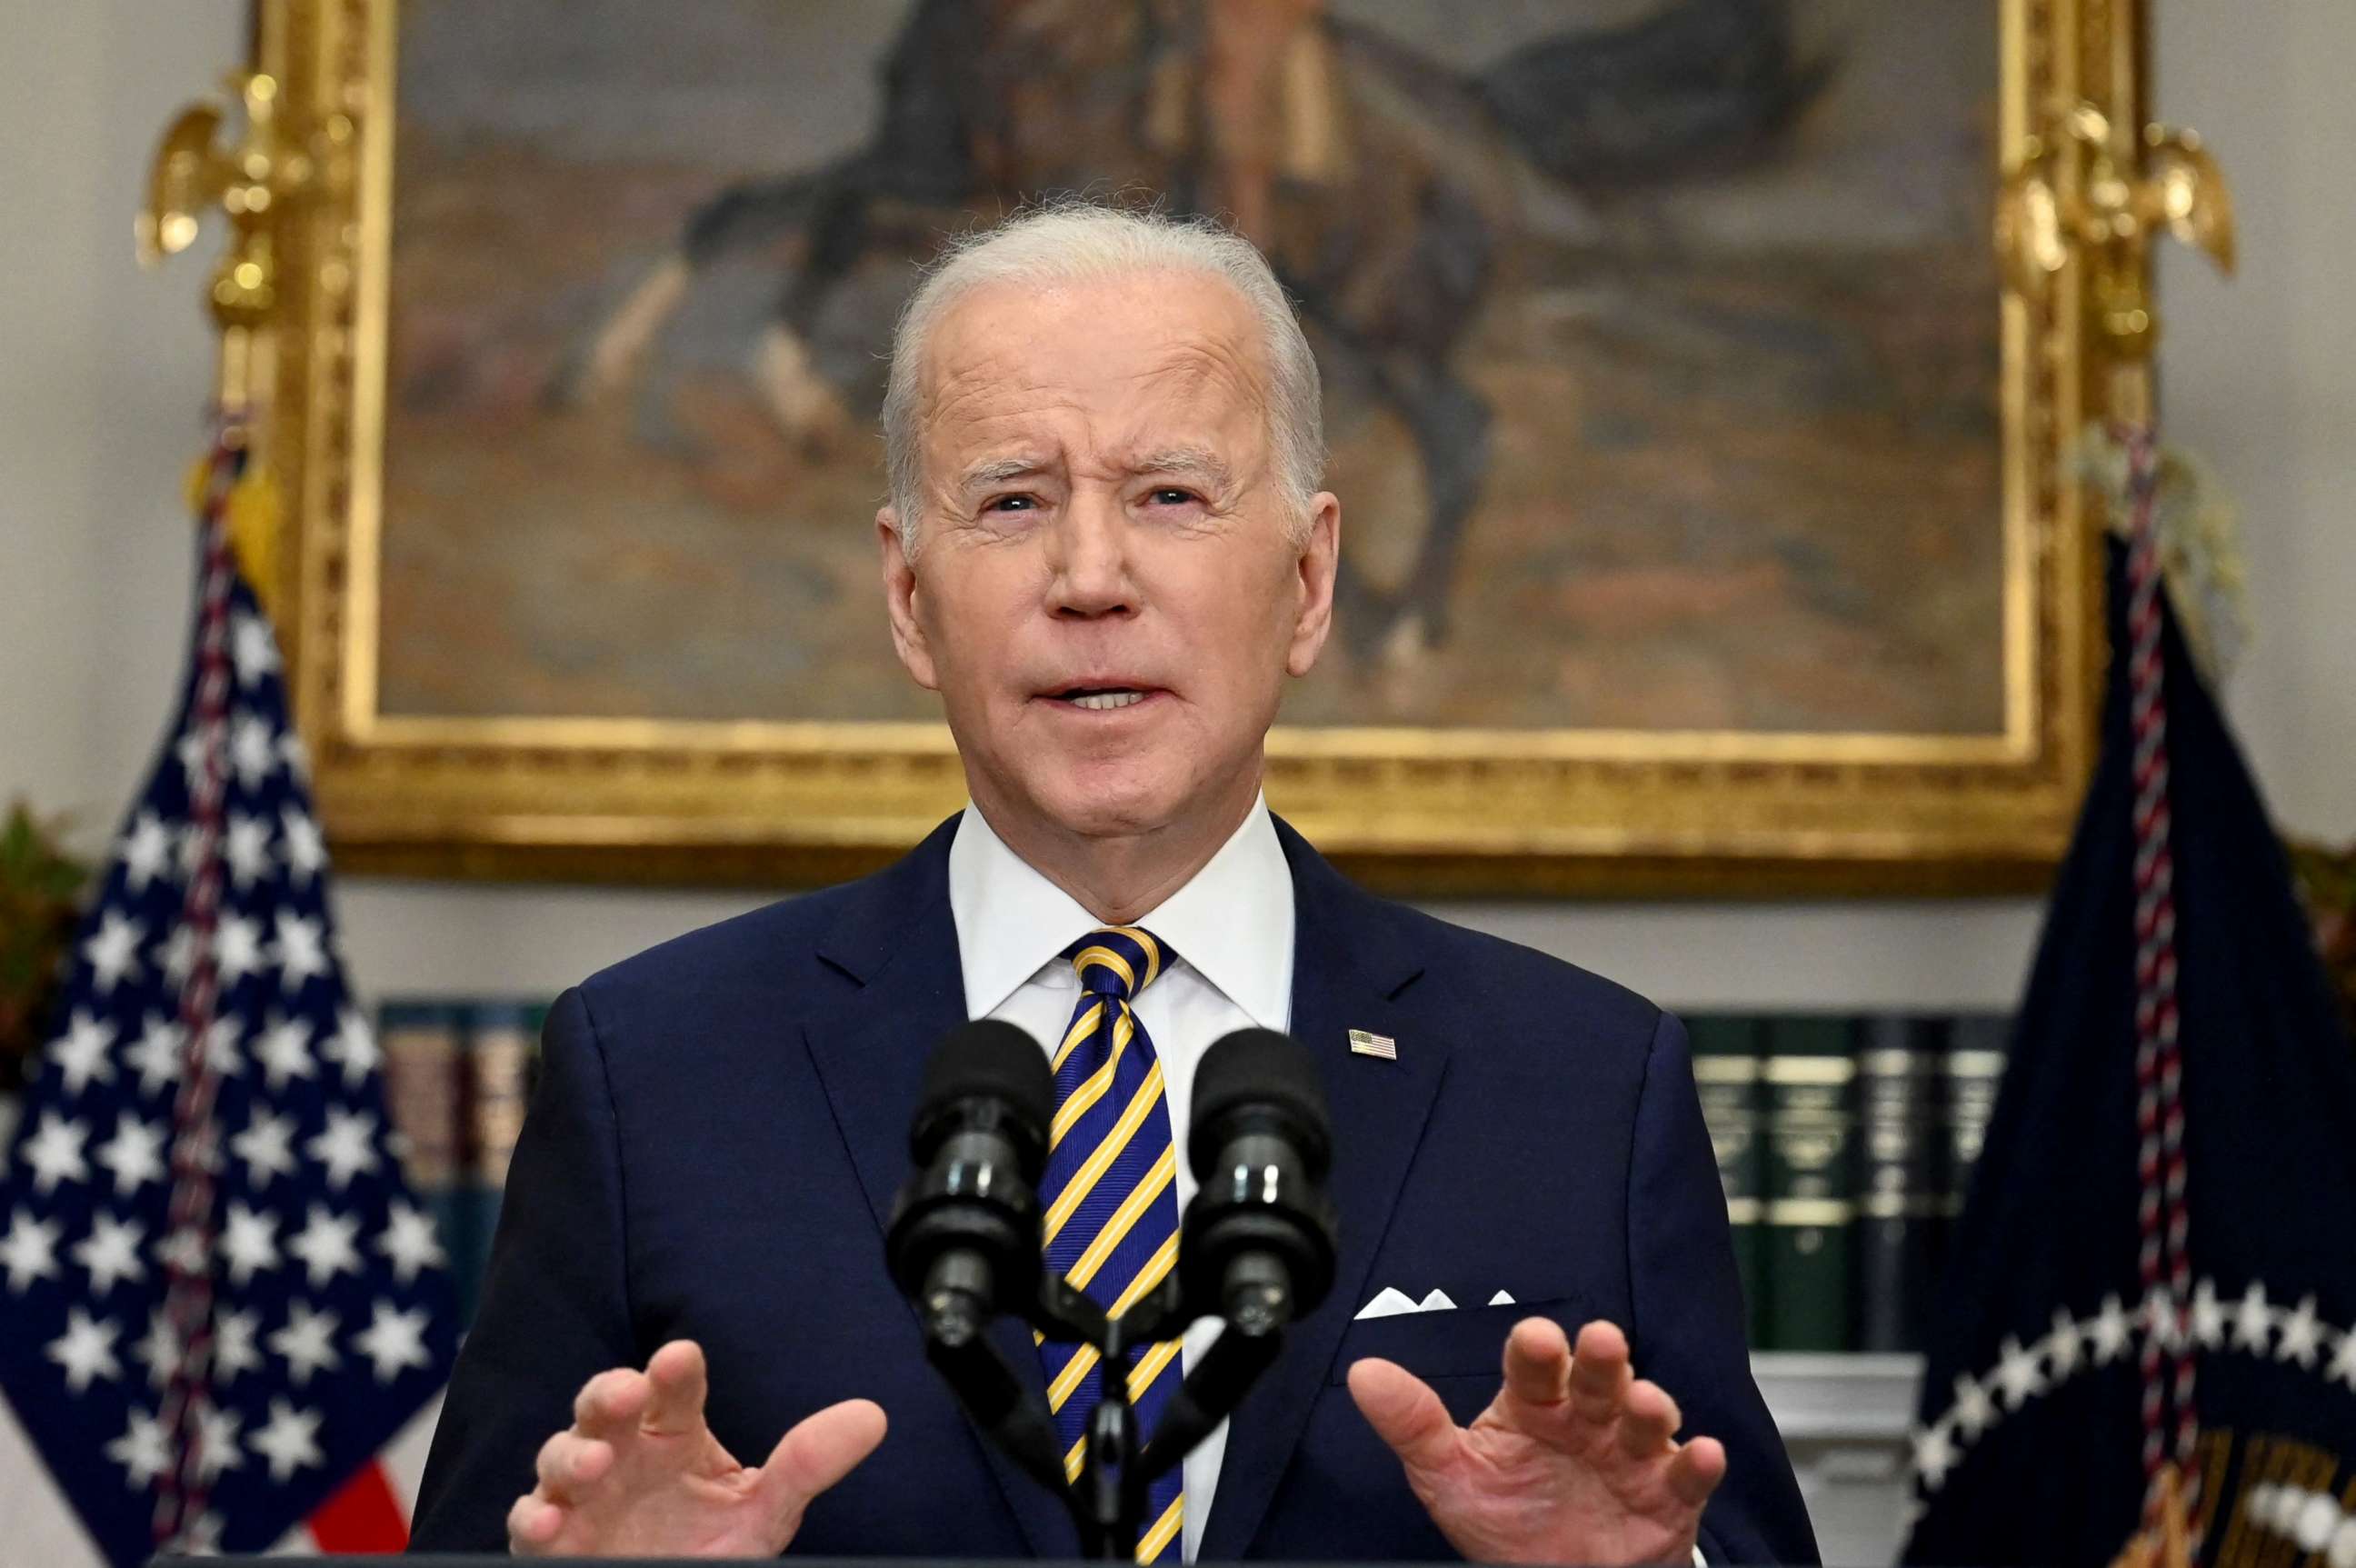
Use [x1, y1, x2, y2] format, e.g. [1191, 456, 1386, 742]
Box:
[947, 794, 1294, 1030]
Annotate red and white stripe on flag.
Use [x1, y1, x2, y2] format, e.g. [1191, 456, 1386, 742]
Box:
[0, 1392, 444, 1561]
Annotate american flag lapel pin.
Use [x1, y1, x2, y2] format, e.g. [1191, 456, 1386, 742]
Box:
[1348, 1028, 1398, 1061]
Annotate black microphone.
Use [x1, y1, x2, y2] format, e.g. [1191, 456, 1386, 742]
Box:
[1180, 1028, 1340, 1333]
[885, 1020, 1054, 1346]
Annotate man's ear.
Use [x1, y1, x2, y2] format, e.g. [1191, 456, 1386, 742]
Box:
[878, 507, 940, 691]
[1285, 492, 1342, 678]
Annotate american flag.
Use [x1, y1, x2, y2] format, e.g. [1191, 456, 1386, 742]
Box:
[0, 434, 456, 1563]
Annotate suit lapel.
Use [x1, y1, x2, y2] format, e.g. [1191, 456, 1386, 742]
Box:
[801, 816, 1078, 1559]
[1197, 821, 1448, 1561]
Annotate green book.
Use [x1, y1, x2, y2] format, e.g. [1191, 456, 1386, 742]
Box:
[1762, 1016, 1858, 1351]
[1944, 1014, 2010, 1215]
[1855, 1015, 1943, 1352]
[1686, 1014, 1767, 1347]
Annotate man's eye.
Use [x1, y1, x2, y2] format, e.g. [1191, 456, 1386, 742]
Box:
[1146, 488, 1200, 507]
[984, 494, 1036, 514]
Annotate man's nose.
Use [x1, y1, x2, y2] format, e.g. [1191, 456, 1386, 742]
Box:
[1043, 493, 1138, 619]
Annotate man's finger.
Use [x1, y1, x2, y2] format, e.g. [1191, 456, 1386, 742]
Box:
[1346, 1358, 1460, 1473]
[1567, 1319, 1633, 1424]
[757, 1398, 890, 1517]
[1500, 1317, 1572, 1410]
[574, 1367, 649, 1439]
[535, 1432, 614, 1498]
[1616, 1379, 1682, 1458]
[1664, 1433, 1730, 1508]
[506, 1492, 568, 1554]
[641, 1340, 711, 1437]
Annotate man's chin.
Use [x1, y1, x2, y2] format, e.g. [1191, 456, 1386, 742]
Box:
[1020, 764, 1197, 842]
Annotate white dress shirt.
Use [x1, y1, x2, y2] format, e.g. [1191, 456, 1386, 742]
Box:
[948, 795, 1294, 1564]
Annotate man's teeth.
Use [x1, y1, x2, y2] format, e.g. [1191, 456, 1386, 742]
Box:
[1069, 690, 1146, 711]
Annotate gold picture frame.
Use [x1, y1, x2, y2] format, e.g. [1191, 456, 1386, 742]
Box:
[229, 0, 2142, 897]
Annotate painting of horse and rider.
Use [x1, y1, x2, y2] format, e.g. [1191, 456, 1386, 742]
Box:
[381, 0, 2002, 739]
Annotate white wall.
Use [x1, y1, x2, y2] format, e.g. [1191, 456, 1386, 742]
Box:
[10, 4, 2348, 1021]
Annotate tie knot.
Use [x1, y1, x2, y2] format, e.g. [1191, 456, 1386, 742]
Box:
[1064, 927, 1167, 1000]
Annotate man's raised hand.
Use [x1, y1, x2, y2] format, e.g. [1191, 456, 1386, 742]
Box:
[1347, 1317, 1725, 1567]
[507, 1340, 887, 1558]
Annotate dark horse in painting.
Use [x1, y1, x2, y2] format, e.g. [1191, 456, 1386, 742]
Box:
[554, 0, 1829, 662]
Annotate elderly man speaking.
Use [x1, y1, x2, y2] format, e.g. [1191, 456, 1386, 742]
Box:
[410, 205, 1816, 1565]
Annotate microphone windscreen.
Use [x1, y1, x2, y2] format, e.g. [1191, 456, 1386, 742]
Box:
[918, 1019, 1054, 1139]
[1188, 1027, 1331, 1176]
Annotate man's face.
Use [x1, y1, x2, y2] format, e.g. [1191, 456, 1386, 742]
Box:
[879, 271, 1339, 844]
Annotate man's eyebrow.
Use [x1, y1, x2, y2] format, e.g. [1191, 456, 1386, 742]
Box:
[956, 455, 1047, 492]
[1124, 445, 1235, 492]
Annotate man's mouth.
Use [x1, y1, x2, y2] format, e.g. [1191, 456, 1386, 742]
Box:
[1046, 685, 1154, 712]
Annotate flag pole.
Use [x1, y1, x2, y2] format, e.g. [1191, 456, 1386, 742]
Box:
[1995, 7, 2236, 1541]
[128, 24, 363, 1549]
[137, 18, 354, 625]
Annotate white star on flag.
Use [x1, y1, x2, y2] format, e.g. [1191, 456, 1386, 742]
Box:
[215, 912, 266, 984]
[173, 725, 215, 794]
[46, 1008, 118, 1095]
[72, 1212, 147, 1295]
[229, 710, 279, 789]
[1991, 1335, 2046, 1410]
[195, 1403, 245, 1483]
[376, 1199, 448, 1284]
[156, 922, 199, 988]
[1911, 1422, 1960, 1491]
[131, 1308, 182, 1390]
[120, 811, 175, 891]
[252, 1012, 316, 1089]
[45, 1307, 125, 1393]
[230, 608, 282, 686]
[2277, 1295, 2326, 1368]
[2328, 1326, 2356, 1392]
[0, 1209, 63, 1293]
[123, 1013, 185, 1096]
[1950, 1373, 1997, 1440]
[2042, 1305, 2084, 1380]
[81, 912, 146, 994]
[319, 1006, 381, 1085]
[2233, 1281, 2277, 1353]
[21, 1113, 91, 1193]
[248, 1397, 324, 1482]
[286, 1203, 363, 1287]
[269, 1301, 342, 1386]
[354, 1300, 434, 1383]
[218, 1201, 282, 1286]
[92, 1112, 167, 1197]
[214, 1305, 265, 1384]
[105, 1406, 171, 1489]
[2191, 1278, 2228, 1348]
[230, 1108, 299, 1189]
[306, 1105, 383, 1189]
[223, 809, 274, 888]
[280, 806, 326, 884]
[274, 910, 330, 989]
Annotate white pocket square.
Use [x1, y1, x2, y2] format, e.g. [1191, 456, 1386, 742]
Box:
[1354, 1286, 1517, 1320]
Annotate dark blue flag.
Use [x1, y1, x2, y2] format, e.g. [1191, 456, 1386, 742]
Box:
[1903, 537, 2356, 1566]
[0, 462, 457, 1563]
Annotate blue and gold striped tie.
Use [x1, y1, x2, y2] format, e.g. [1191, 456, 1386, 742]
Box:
[1036, 926, 1187, 1563]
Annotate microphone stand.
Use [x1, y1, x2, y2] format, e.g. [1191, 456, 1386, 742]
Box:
[919, 1268, 1288, 1560]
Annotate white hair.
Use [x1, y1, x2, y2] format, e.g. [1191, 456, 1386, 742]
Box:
[880, 201, 1325, 559]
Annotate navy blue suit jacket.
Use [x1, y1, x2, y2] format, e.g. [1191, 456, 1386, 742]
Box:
[410, 816, 1817, 1562]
